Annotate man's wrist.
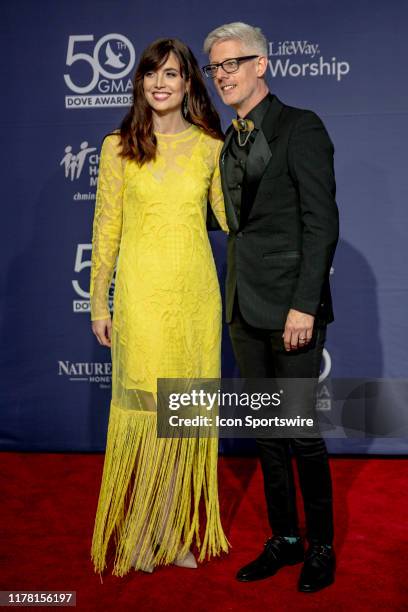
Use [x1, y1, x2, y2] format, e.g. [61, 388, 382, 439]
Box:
[289, 300, 319, 317]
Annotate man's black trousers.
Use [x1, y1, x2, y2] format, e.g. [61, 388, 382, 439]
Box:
[229, 297, 334, 543]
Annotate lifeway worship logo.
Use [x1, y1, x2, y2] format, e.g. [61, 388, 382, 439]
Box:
[64, 34, 135, 108]
[60, 141, 99, 202]
[268, 40, 350, 82]
[58, 360, 111, 388]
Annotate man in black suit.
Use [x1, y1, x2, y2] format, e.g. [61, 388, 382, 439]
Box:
[203, 22, 339, 592]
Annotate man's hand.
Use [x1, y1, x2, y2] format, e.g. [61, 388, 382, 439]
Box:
[283, 309, 315, 351]
[92, 318, 112, 347]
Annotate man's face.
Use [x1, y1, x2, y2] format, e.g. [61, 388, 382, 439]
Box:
[209, 39, 265, 110]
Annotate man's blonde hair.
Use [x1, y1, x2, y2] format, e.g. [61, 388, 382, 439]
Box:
[203, 22, 268, 56]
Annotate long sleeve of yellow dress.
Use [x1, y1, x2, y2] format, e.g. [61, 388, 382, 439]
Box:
[209, 140, 229, 234]
[90, 134, 123, 321]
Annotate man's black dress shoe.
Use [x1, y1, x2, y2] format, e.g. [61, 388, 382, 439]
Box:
[298, 543, 335, 592]
[236, 536, 304, 582]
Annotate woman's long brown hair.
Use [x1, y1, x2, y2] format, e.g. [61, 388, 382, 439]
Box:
[119, 38, 224, 164]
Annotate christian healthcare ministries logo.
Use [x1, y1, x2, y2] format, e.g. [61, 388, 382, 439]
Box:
[60, 141, 99, 201]
[268, 40, 350, 82]
[64, 34, 135, 108]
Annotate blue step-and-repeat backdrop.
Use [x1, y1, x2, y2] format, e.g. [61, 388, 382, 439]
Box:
[1, 1, 407, 453]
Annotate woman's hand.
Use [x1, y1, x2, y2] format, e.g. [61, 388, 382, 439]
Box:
[92, 318, 112, 347]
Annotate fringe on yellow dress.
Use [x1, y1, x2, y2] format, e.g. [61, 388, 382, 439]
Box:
[91, 403, 228, 576]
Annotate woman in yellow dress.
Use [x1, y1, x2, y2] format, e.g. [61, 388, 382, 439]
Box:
[89, 38, 229, 577]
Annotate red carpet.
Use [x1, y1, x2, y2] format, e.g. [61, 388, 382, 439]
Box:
[0, 453, 407, 611]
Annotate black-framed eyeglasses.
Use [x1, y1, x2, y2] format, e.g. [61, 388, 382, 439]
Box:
[202, 55, 259, 78]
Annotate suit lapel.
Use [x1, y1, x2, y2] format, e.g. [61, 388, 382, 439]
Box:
[240, 95, 284, 227]
[220, 126, 239, 231]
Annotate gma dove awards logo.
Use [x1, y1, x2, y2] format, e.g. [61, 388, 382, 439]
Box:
[64, 33, 135, 108]
[71, 244, 115, 314]
[268, 40, 350, 82]
[316, 265, 335, 412]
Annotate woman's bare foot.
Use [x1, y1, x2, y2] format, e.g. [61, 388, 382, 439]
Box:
[173, 549, 198, 569]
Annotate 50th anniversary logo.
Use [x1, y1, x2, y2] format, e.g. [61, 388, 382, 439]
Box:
[64, 33, 136, 108]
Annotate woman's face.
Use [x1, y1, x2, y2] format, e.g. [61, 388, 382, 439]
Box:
[143, 51, 188, 115]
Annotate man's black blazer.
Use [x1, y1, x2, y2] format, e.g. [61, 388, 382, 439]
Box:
[218, 93, 339, 330]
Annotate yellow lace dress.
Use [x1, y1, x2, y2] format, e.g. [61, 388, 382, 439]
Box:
[89, 125, 229, 576]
